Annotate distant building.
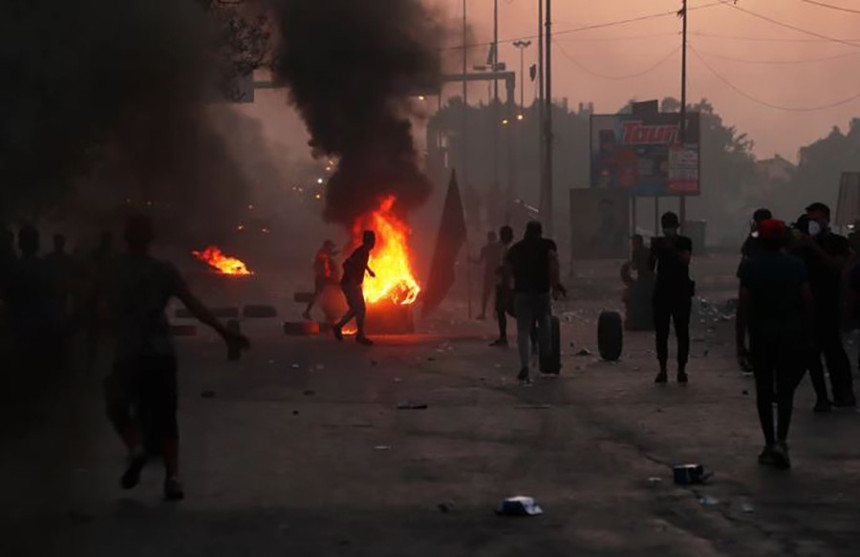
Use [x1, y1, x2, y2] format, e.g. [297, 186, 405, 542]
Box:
[755, 154, 796, 185]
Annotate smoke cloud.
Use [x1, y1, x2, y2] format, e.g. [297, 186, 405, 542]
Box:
[0, 0, 268, 240]
[266, 0, 446, 225]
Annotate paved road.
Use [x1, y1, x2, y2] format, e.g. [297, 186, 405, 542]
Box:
[3, 298, 860, 556]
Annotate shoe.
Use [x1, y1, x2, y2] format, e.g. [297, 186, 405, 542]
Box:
[677, 370, 689, 384]
[489, 338, 508, 347]
[832, 397, 857, 408]
[164, 476, 185, 501]
[120, 452, 147, 490]
[333, 325, 343, 341]
[813, 399, 832, 413]
[758, 446, 776, 467]
[356, 335, 373, 346]
[771, 442, 791, 470]
[654, 370, 668, 384]
[517, 367, 531, 385]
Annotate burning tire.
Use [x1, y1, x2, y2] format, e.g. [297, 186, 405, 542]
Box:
[597, 310, 623, 362]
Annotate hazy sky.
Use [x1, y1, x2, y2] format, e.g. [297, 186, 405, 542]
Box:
[433, 0, 860, 160]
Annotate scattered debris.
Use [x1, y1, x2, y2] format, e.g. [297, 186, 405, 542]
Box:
[699, 496, 719, 507]
[393, 377, 403, 383]
[742, 390, 750, 396]
[496, 496, 544, 517]
[515, 404, 553, 410]
[200, 390, 215, 399]
[673, 464, 712, 485]
[427, 357, 437, 362]
[397, 400, 428, 410]
[373, 445, 391, 451]
[292, 410, 299, 415]
[438, 502, 454, 513]
[575, 348, 592, 357]
[741, 503, 755, 514]
[315, 364, 325, 371]
[647, 477, 663, 484]
[290, 363, 300, 369]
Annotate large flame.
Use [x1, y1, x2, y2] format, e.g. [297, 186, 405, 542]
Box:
[192, 246, 253, 276]
[352, 196, 420, 305]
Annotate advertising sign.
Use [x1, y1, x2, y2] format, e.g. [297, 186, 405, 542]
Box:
[590, 112, 700, 196]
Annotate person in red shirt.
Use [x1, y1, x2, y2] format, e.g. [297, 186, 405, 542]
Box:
[303, 240, 339, 320]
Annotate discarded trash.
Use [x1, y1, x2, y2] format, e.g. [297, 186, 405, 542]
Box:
[742, 389, 750, 396]
[496, 496, 544, 517]
[373, 445, 391, 451]
[575, 348, 592, 357]
[699, 496, 719, 507]
[292, 410, 299, 415]
[370, 360, 378, 366]
[268, 360, 276, 365]
[673, 464, 712, 485]
[290, 363, 300, 369]
[633, 366, 641, 371]
[515, 404, 552, 410]
[647, 477, 663, 484]
[427, 357, 437, 362]
[393, 377, 403, 383]
[741, 503, 755, 514]
[397, 400, 428, 410]
[303, 390, 316, 396]
[200, 390, 216, 399]
[315, 364, 325, 371]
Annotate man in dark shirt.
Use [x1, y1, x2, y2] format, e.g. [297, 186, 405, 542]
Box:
[737, 219, 812, 470]
[303, 240, 339, 320]
[650, 212, 694, 384]
[333, 230, 376, 346]
[505, 221, 561, 384]
[795, 202, 855, 410]
[471, 231, 501, 321]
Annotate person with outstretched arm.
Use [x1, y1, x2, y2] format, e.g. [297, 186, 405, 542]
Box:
[333, 230, 376, 346]
[103, 215, 249, 501]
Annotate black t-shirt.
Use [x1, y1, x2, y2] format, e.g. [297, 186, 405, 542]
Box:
[651, 235, 693, 296]
[796, 232, 850, 312]
[506, 237, 557, 294]
[341, 245, 371, 286]
[739, 251, 807, 340]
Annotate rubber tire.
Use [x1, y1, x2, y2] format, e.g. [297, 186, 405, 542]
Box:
[539, 316, 562, 374]
[597, 310, 623, 362]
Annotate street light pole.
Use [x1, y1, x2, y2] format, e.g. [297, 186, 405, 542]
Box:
[513, 40, 532, 114]
[493, 0, 499, 193]
[542, 0, 554, 236]
[679, 0, 688, 230]
[462, 0, 468, 187]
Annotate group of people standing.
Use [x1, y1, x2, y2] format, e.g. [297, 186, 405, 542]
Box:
[736, 203, 858, 469]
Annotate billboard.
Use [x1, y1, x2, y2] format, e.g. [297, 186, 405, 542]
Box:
[590, 112, 700, 196]
[569, 188, 630, 260]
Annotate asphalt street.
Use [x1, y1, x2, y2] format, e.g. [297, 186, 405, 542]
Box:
[3, 279, 860, 556]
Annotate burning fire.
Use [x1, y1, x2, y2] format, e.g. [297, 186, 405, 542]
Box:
[352, 196, 420, 305]
[192, 246, 253, 276]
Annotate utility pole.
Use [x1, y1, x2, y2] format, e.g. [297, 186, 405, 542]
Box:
[542, 0, 554, 236]
[679, 0, 688, 231]
[513, 40, 531, 114]
[538, 0, 544, 221]
[493, 0, 499, 192]
[462, 0, 468, 187]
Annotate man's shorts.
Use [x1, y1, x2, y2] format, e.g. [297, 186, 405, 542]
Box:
[104, 355, 179, 443]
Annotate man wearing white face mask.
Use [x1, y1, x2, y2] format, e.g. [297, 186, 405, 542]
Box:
[795, 202, 856, 411]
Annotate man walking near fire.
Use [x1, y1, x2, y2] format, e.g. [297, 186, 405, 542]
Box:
[333, 230, 376, 346]
[490, 225, 514, 347]
[303, 240, 339, 321]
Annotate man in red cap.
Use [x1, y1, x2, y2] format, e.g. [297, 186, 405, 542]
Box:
[737, 219, 813, 469]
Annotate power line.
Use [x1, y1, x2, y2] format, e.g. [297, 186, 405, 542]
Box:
[441, 2, 720, 52]
[690, 45, 860, 111]
[799, 0, 860, 15]
[555, 32, 680, 43]
[717, 0, 860, 49]
[692, 31, 860, 43]
[554, 40, 680, 80]
[693, 46, 860, 65]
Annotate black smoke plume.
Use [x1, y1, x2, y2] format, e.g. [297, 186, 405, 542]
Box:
[267, 0, 445, 225]
[0, 0, 269, 240]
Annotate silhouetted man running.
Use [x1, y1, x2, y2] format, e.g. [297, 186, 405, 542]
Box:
[490, 226, 515, 347]
[471, 230, 500, 320]
[333, 230, 376, 346]
[103, 216, 249, 501]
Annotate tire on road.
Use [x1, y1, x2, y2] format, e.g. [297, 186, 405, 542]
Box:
[597, 310, 623, 362]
